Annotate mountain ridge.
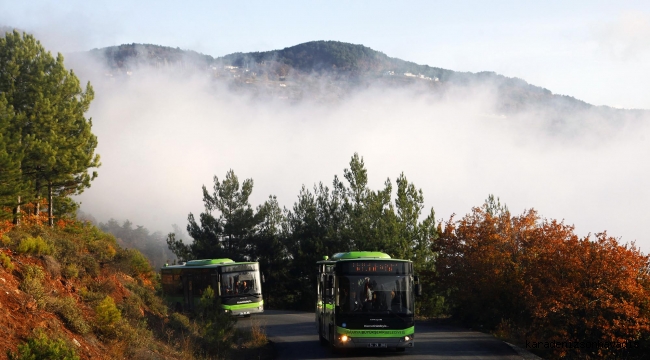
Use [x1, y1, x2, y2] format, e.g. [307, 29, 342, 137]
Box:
[78, 40, 646, 114]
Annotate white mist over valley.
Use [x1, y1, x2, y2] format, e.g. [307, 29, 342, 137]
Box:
[67, 57, 650, 253]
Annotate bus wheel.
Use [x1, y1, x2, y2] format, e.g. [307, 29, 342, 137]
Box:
[318, 320, 326, 346]
[328, 326, 339, 354]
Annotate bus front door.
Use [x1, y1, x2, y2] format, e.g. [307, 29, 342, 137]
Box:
[183, 274, 194, 312]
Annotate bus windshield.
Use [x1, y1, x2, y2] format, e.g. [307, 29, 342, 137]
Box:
[337, 275, 414, 315]
[221, 271, 261, 296]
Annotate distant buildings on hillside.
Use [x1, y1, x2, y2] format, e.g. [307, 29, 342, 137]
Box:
[383, 70, 438, 81]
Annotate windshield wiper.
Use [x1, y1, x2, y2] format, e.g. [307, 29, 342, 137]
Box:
[385, 309, 409, 324]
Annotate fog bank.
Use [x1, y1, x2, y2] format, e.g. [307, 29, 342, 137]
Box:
[71, 60, 650, 254]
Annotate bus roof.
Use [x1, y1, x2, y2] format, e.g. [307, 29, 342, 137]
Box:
[186, 258, 234, 266]
[317, 251, 411, 264]
[161, 259, 258, 269]
[332, 251, 391, 260]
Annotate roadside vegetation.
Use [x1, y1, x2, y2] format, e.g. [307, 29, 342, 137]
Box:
[0, 30, 269, 360]
[0, 212, 270, 359]
[434, 197, 650, 359]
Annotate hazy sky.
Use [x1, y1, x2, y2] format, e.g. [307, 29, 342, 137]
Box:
[2, 1, 650, 254]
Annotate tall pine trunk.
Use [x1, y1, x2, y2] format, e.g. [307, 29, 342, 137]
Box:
[12, 195, 21, 225]
[34, 178, 40, 215]
[48, 182, 54, 227]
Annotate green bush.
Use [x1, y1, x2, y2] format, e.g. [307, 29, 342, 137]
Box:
[1, 234, 11, 247]
[117, 320, 153, 349]
[87, 277, 116, 296]
[0, 252, 14, 271]
[6, 228, 30, 248]
[61, 264, 79, 279]
[128, 250, 152, 278]
[80, 255, 99, 278]
[197, 286, 236, 356]
[125, 282, 167, 316]
[19, 265, 46, 307]
[47, 297, 90, 334]
[168, 312, 192, 332]
[88, 239, 117, 263]
[55, 237, 81, 267]
[7, 331, 79, 360]
[119, 295, 144, 321]
[17, 236, 53, 256]
[95, 296, 121, 329]
[79, 287, 105, 304]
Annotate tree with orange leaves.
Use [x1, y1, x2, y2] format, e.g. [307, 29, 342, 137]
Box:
[434, 196, 650, 359]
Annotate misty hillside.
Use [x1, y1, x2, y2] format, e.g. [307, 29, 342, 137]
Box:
[87, 43, 215, 71]
[79, 40, 646, 117]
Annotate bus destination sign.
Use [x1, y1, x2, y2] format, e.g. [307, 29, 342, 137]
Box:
[341, 261, 411, 275]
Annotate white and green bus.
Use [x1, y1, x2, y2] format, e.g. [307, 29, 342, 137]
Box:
[316, 251, 421, 352]
[161, 259, 264, 316]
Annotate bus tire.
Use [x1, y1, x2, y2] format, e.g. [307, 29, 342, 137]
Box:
[329, 326, 339, 354]
[318, 320, 326, 346]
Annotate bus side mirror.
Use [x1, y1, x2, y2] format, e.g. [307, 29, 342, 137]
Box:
[414, 276, 422, 296]
[262, 274, 266, 283]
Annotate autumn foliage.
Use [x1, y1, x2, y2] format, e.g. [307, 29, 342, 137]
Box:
[434, 200, 650, 359]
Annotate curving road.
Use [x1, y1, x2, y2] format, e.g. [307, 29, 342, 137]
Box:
[237, 310, 528, 359]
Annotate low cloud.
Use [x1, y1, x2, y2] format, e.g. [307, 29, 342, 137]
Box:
[69, 55, 650, 254]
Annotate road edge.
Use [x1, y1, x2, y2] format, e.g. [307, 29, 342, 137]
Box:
[504, 342, 544, 360]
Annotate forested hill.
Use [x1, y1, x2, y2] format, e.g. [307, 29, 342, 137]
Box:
[220, 40, 454, 77]
[77, 40, 646, 115]
[86, 43, 215, 70]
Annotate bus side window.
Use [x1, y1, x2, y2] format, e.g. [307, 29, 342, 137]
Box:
[177, 275, 184, 295]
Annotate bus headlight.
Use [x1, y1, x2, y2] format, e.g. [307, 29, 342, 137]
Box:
[340, 335, 349, 342]
[404, 335, 411, 342]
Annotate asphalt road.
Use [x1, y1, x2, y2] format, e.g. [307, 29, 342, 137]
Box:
[237, 310, 528, 359]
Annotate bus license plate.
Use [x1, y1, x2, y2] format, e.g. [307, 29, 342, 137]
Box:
[367, 343, 387, 348]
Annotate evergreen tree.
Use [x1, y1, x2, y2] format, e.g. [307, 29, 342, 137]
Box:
[173, 170, 264, 261]
[285, 182, 349, 309]
[204, 169, 258, 259]
[394, 172, 436, 270]
[338, 153, 398, 253]
[0, 96, 28, 221]
[284, 154, 439, 311]
[251, 195, 292, 308]
[0, 30, 100, 224]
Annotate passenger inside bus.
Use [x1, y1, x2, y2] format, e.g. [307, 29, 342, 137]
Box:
[241, 281, 250, 294]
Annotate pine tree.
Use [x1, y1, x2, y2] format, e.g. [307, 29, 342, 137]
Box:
[395, 172, 436, 269]
[0, 30, 100, 224]
[0, 96, 28, 221]
[181, 170, 261, 260]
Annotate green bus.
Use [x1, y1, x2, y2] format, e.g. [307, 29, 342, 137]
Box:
[161, 259, 264, 316]
[316, 251, 421, 352]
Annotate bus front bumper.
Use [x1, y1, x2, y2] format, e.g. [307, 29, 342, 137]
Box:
[223, 304, 264, 316]
[334, 334, 414, 349]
